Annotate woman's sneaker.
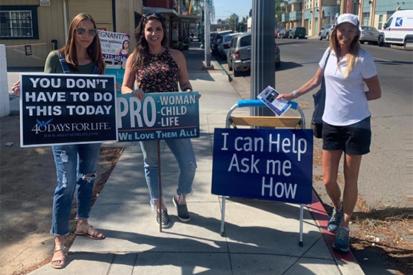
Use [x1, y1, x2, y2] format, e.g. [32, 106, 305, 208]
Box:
[327, 208, 343, 232]
[156, 209, 171, 228]
[333, 226, 350, 253]
[172, 195, 191, 222]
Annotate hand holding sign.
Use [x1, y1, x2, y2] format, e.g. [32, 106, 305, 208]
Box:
[132, 88, 145, 100]
[10, 81, 21, 96]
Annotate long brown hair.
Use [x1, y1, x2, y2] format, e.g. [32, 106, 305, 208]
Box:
[329, 25, 360, 78]
[130, 13, 168, 72]
[60, 13, 104, 74]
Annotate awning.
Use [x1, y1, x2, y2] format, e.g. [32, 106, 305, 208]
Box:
[143, 7, 178, 16]
[179, 14, 201, 22]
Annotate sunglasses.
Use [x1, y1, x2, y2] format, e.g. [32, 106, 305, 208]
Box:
[75, 28, 97, 36]
[143, 13, 164, 21]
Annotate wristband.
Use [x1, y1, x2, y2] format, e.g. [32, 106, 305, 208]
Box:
[291, 90, 299, 98]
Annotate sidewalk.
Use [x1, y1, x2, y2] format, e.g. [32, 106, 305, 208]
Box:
[29, 48, 364, 275]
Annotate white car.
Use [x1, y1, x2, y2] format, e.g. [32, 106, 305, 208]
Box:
[380, 10, 413, 48]
[319, 25, 333, 40]
[360, 26, 380, 44]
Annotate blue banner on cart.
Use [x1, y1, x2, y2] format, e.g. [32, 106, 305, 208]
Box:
[212, 128, 313, 203]
[20, 73, 117, 147]
[117, 92, 200, 141]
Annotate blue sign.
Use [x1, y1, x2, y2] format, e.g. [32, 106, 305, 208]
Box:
[20, 73, 117, 147]
[117, 92, 200, 141]
[212, 128, 313, 203]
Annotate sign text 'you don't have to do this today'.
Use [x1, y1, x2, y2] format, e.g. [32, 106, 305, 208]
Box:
[20, 73, 117, 147]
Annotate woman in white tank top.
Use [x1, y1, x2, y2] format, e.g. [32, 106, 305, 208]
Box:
[277, 14, 382, 253]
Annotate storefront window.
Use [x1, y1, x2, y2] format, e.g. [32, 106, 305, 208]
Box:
[0, 6, 38, 39]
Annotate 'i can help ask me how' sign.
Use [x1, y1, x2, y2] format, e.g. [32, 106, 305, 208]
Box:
[212, 128, 313, 204]
[117, 92, 200, 141]
[20, 73, 117, 147]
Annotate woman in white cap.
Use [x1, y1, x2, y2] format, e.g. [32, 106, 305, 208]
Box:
[277, 13, 381, 252]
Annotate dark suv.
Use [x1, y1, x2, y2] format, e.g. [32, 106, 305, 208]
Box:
[211, 30, 233, 55]
[288, 27, 306, 39]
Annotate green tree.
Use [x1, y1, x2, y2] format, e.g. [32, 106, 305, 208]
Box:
[239, 16, 248, 32]
[274, 0, 283, 27]
[227, 13, 239, 32]
[195, 0, 215, 21]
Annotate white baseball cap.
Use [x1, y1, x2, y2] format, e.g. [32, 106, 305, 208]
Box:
[335, 13, 360, 28]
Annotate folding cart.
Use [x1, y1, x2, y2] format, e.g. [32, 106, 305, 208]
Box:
[219, 99, 307, 246]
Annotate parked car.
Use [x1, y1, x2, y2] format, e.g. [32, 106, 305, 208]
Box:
[217, 33, 240, 59]
[211, 30, 233, 55]
[319, 25, 333, 40]
[380, 10, 413, 48]
[288, 27, 306, 39]
[277, 29, 289, 39]
[284, 29, 292, 38]
[275, 28, 285, 38]
[359, 26, 380, 44]
[227, 32, 281, 77]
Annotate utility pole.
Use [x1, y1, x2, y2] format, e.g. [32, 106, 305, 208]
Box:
[319, 0, 323, 32]
[340, 0, 346, 14]
[203, 0, 211, 68]
[250, 0, 275, 115]
[346, 0, 354, 13]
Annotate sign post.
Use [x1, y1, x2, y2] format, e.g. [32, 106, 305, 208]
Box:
[0, 44, 10, 117]
[117, 91, 200, 232]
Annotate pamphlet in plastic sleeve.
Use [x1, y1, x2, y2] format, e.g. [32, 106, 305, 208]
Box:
[257, 86, 291, 116]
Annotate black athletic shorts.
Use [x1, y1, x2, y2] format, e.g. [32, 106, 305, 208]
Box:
[322, 116, 371, 155]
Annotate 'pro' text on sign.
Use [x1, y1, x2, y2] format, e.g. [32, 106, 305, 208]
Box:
[117, 92, 200, 141]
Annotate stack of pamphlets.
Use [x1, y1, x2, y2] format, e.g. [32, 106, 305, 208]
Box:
[257, 86, 291, 116]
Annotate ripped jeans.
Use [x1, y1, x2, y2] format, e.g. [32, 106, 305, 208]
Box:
[50, 143, 101, 236]
[139, 138, 197, 206]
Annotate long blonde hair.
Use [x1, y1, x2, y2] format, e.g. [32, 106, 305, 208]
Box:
[329, 26, 360, 78]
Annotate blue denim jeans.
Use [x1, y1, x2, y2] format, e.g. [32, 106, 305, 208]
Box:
[50, 143, 101, 236]
[139, 138, 197, 204]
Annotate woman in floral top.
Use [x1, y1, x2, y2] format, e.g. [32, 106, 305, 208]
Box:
[121, 13, 197, 228]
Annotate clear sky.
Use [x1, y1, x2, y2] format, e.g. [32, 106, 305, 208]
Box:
[213, 0, 252, 23]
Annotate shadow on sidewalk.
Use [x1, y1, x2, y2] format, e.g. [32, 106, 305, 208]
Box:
[68, 214, 330, 273]
[184, 48, 216, 82]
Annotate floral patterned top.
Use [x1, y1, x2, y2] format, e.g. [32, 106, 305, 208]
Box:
[136, 49, 179, 93]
